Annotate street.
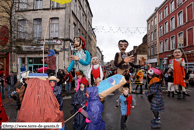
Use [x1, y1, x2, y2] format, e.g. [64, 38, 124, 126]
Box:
[3, 82, 194, 130]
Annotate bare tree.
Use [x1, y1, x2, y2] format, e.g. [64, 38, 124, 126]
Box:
[0, 0, 33, 71]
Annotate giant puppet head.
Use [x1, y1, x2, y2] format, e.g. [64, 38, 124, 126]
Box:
[173, 48, 183, 59]
[91, 56, 100, 65]
[73, 36, 86, 50]
[118, 40, 129, 53]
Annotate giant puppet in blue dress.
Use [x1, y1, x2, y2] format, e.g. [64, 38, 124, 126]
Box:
[65, 36, 91, 79]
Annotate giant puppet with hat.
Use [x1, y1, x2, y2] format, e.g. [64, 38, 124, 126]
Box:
[88, 56, 103, 86]
[65, 36, 91, 80]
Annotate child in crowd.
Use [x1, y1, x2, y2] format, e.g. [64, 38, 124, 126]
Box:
[167, 71, 174, 97]
[135, 70, 144, 94]
[75, 70, 88, 92]
[71, 78, 89, 130]
[115, 87, 136, 130]
[143, 68, 164, 129]
[11, 83, 23, 118]
[64, 70, 73, 95]
[48, 76, 63, 111]
[78, 87, 105, 130]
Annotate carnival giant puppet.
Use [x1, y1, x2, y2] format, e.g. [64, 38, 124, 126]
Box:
[88, 56, 103, 86]
[169, 48, 190, 99]
[114, 40, 146, 94]
[65, 36, 91, 80]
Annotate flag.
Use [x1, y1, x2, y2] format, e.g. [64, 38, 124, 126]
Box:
[51, 0, 72, 5]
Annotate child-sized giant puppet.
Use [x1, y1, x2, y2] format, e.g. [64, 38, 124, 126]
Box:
[88, 56, 103, 86]
[65, 36, 91, 80]
[114, 40, 146, 94]
[169, 48, 190, 99]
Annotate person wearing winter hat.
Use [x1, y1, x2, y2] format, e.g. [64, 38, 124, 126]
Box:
[71, 76, 88, 130]
[65, 36, 91, 80]
[75, 70, 87, 92]
[48, 76, 63, 111]
[42, 49, 56, 76]
[143, 68, 164, 129]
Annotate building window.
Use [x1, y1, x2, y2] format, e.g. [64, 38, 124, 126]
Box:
[73, 23, 76, 37]
[148, 35, 150, 42]
[165, 21, 168, 33]
[178, 32, 183, 47]
[178, 11, 183, 26]
[148, 23, 150, 30]
[154, 16, 157, 25]
[170, 0, 175, 13]
[159, 11, 163, 22]
[151, 32, 153, 41]
[154, 29, 157, 39]
[85, 18, 87, 29]
[18, 20, 26, 39]
[151, 20, 153, 28]
[50, 18, 59, 39]
[78, 6, 81, 20]
[160, 25, 163, 37]
[187, 28, 193, 46]
[33, 19, 42, 39]
[177, 0, 182, 6]
[171, 17, 175, 30]
[151, 47, 153, 55]
[165, 39, 169, 51]
[171, 36, 175, 49]
[51, 1, 60, 8]
[187, 4, 193, 22]
[34, 0, 42, 9]
[74, 0, 77, 13]
[82, 13, 84, 25]
[164, 6, 168, 17]
[78, 29, 80, 36]
[155, 44, 157, 54]
[19, 0, 27, 10]
[160, 41, 163, 53]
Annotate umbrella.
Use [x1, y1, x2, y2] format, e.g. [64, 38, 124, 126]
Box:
[37, 67, 47, 73]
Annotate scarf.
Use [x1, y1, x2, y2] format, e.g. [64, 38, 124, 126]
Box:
[149, 77, 160, 87]
[77, 49, 83, 59]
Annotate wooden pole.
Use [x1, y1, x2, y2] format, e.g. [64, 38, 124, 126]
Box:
[43, 3, 53, 73]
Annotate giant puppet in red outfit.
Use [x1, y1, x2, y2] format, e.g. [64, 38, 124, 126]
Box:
[88, 56, 103, 86]
[169, 48, 190, 99]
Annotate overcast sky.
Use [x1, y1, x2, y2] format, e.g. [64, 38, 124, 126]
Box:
[89, 0, 164, 62]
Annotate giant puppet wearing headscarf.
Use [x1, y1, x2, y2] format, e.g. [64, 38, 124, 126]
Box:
[169, 48, 190, 99]
[114, 40, 146, 94]
[65, 36, 91, 80]
[42, 49, 56, 76]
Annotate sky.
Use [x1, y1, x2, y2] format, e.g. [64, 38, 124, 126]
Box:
[89, 0, 164, 62]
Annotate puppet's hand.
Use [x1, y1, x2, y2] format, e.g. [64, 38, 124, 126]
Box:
[69, 55, 80, 61]
[124, 55, 135, 63]
[95, 79, 101, 85]
[139, 57, 146, 66]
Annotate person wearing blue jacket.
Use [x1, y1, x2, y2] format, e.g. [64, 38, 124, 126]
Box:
[78, 87, 105, 130]
[48, 76, 63, 111]
[65, 36, 91, 80]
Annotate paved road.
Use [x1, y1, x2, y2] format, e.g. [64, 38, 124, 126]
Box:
[4, 83, 194, 130]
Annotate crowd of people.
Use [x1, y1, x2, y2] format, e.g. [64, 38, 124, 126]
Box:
[0, 37, 193, 130]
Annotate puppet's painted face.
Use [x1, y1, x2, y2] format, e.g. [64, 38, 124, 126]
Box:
[92, 58, 99, 65]
[74, 37, 82, 50]
[119, 42, 128, 53]
[173, 49, 183, 59]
